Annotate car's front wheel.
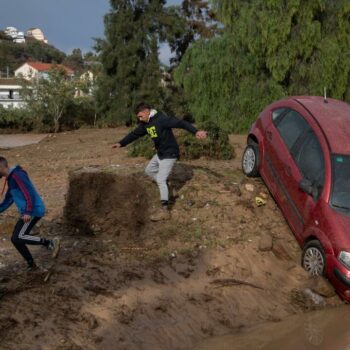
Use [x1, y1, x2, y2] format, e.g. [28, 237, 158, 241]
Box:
[302, 240, 326, 276]
[242, 144, 259, 177]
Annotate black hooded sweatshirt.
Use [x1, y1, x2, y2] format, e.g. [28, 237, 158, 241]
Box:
[118, 111, 198, 159]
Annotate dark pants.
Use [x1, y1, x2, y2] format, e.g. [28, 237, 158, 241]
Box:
[11, 217, 46, 264]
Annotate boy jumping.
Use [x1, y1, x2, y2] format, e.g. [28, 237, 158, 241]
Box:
[0, 157, 60, 271]
[112, 103, 207, 221]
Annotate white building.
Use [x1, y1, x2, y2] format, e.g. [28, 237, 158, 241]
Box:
[75, 70, 95, 97]
[4, 27, 18, 38]
[26, 28, 48, 43]
[4, 27, 26, 44]
[15, 62, 74, 81]
[14, 31, 25, 44]
[0, 78, 25, 109]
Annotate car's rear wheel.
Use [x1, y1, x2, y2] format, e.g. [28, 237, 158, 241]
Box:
[302, 240, 326, 276]
[242, 144, 259, 177]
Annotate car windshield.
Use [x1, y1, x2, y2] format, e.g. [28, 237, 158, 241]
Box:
[332, 155, 350, 212]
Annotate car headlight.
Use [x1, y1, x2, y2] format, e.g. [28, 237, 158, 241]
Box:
[338, 251, 350, 269]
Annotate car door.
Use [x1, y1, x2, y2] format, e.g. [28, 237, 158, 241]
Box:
[289, 130, 325, 237]
[264, 109, 311, 237]
[262, 108, 287, 196]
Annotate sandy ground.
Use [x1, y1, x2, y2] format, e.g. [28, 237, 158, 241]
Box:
[0, 129, 343, 350]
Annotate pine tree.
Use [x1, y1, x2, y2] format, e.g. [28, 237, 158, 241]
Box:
[96, 0, 165, 125]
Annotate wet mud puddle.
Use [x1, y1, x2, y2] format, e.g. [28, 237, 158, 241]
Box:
[194, 306, 350, 350]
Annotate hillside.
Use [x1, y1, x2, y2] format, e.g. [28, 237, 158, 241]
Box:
[0, 31, 66, 74]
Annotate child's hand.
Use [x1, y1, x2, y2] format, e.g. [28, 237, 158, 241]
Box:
[112, 143, 121, 149]
[195, 131, 208, 140]
[22, 214, 31, 223]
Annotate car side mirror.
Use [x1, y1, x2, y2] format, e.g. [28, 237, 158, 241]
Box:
[299, 179, 319, 199]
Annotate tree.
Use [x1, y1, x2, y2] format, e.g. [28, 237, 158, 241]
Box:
[175, 0, 350, 132]
[22, 68, 87, 132]
[165, 0, 218, 65]
[64, 48, 84, 72]
[95, 0, 166, 126]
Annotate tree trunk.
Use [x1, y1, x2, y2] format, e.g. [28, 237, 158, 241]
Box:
[54, 119, 60, 133]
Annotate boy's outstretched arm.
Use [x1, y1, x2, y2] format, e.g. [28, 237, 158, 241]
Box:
[112, 123, 148, 149]
[0, 190, 14, 213]
[162, 115, 207, 139]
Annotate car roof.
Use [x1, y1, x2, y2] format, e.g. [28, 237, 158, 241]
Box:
[286, 96, 350, 155]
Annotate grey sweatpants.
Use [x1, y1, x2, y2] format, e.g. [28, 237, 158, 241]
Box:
[145, 154, 177, 202]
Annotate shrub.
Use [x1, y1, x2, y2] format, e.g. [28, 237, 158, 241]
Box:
[61, 98, 97, 130]
[0, 106, 38, 131]
[128, 136, 155, 160]
[0, 98, 97, 133]
[179, 121, 234, 160]
[128, 121, 234, 160]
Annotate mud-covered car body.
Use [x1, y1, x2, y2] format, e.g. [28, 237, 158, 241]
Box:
[243, 96, 350, 301]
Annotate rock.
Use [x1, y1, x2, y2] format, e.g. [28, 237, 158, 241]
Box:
[54, 217, 63, 225]
[309, 276, 336, 298]
[259, 192, 268, 199]
[258, 234, 273, 252]
[245, 183, 255, 192]
[303, 288, 325, 306]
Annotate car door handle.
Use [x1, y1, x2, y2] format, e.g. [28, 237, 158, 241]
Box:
[285, 165, 292, 176]
[266, 131, 273, 141]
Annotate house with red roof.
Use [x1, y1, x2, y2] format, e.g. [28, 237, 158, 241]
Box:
[14, 61, 74, 81]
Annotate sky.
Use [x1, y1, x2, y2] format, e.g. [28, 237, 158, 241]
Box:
[0, 0, 182, 64]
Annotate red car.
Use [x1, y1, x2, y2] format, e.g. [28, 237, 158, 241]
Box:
[242, 96, 350, 301]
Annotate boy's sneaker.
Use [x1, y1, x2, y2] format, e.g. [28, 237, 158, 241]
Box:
[48, 238, 61, 259]
[25, 262, 38, 272]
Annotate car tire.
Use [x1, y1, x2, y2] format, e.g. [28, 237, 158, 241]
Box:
[302, 240, 326, 277]
[242, 144, 259, 177]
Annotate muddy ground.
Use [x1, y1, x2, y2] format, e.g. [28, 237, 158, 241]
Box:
[0, 129, 343, 350]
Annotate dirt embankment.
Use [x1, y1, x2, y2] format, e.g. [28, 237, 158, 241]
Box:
[0, 129, 342, 350]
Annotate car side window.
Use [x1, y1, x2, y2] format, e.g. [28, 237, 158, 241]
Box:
[294, 130, 325, 188]
[275, 110, 310, 150]
[272, 108, 288, 124]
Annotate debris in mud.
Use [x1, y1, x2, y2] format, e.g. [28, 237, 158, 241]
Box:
[290, 288, 326, 309]
[308, 276, 336, 298]
[303, 288, 326, 306]
[255, 196, 267, 207]
[117, 305, 135, 324]
[244, 183, 255, 192]
[210, 278, 264, 290]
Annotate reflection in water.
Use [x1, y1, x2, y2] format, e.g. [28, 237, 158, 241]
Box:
[193, 307, 350, 350]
